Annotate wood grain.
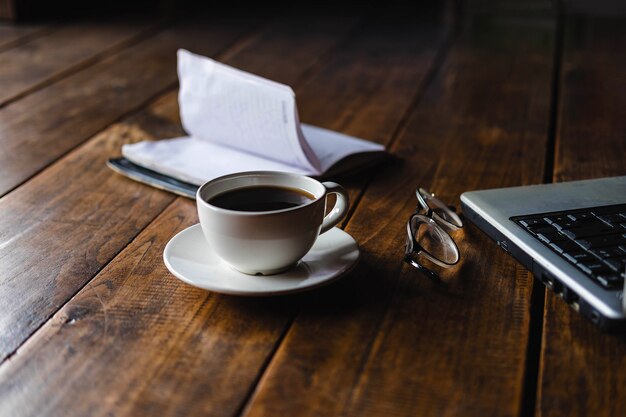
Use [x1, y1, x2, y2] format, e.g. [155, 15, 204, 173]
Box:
[553, 16, 626, 184]
[0, 14, 452, 417]
[244, 16, 556, 417]
[0, 21, 157, 106]
[0, 21, 252, 197]
[0, 22, 50, 50]
[0, 21, 259, 362]
[538, 16, 626, 417]
[0, 200, 299, 417]
[0, 13, 356, 389]
[295, 14, 449, 207]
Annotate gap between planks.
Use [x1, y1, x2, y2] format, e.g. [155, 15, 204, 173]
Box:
[0, 15, 362, 367]
[0, 19, 268, 199]
[237, 16, 456, 417]
[0, 21, 167, 109]
[0, 20, 268, 365]
[0, 23, 57, 53]
[0, 13, 449, 417]
[518, 9, 565, 417]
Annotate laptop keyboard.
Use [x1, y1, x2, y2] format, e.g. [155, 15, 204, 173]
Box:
[513, 204, 626, 290]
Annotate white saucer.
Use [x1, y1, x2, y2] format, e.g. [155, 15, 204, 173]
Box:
[163, 224, 360, 296]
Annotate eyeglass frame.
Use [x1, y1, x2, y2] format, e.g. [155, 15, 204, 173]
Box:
[404, 187, 463, 271]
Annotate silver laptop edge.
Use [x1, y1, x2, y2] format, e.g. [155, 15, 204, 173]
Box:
[461, 176, 626, 322]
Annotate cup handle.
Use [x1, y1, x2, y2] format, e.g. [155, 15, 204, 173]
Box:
[320, 182, 349, 235]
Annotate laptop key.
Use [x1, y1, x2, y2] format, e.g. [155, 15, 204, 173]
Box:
[577, 261, 611, 276]
[518, 218, 547, 228]
[537, 230, 566, 244]
[591, 206, 624, 216]
[598, 213, 626, 225]
[551, 219, 585, 230]
[527, 225, 554, 236]
[611, 257, 626, 267]
[550, 240, 582, 254]
[576, 234, 626, 250]
[591, 248, 625, 259]
[596, 274, 624, 289]
[544, 215, 569, 225]
[567, 212, 594, 222]
[561, 223, 616, 239]
[563, 251, 594, 264]
[603, 259, 623, 272]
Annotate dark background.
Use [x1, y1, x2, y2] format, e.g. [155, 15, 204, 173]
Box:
[2, 0, 626, 21]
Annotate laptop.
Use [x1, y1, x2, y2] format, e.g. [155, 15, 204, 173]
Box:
[461, 176, 626, 331]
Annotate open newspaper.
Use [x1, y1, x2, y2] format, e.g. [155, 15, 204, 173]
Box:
[119, 49, 386, 187]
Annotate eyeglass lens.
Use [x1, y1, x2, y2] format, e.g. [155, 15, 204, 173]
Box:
[409, 215, 459, 265]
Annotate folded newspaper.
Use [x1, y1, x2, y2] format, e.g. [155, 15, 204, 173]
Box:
[112, 49, 386, 192]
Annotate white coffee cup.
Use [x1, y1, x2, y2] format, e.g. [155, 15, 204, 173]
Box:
[196, 171, 349, 275]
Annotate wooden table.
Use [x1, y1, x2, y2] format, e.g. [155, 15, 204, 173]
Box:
[1, 6, 625, 417]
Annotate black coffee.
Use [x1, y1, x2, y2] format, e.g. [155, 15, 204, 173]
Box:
[208, 186, 316, 212]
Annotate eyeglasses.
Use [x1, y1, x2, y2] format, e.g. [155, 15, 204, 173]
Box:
[404, 187, 463, 275]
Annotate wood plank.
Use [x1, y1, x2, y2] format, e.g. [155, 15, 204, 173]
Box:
[0, 22, 50, 51]
[552, 16, 626, 183]
[0, 200, 296, 417]
[0, 21, 157, 106]
[0, 21, 252, 197]
[538, 16, 626, 417]
[295, 13, 449, 207]
[0, 13, 356, 377]
[0, 21, 258, 362]
[244, 16, 556, 417]
[0, 14, 450, 417]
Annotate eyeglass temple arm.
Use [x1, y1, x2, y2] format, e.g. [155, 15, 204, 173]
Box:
[403, 254, 442, 281]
